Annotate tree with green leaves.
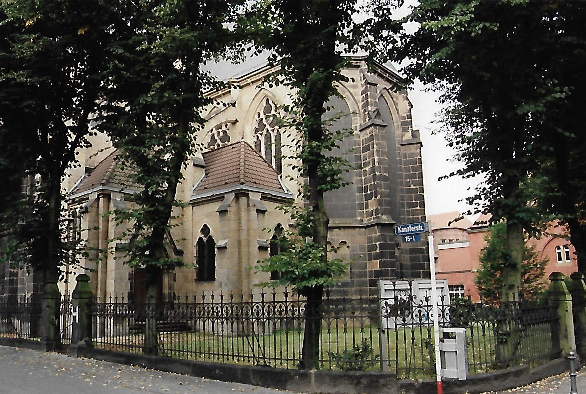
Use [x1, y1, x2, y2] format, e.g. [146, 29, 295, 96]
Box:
[367, 0, 572, 366]
[368, 0, 564, 302]
[97, 0, 243, 355]
[248, 0, 360, 369]
[0, 0, 124, 349]
[531, 1, 586, 274]
[475, 223, 547, 304]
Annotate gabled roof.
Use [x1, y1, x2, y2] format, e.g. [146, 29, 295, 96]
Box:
[70, 150, 141, 197]
[429, 211, 473, 230]
[193, 140, 289, 197]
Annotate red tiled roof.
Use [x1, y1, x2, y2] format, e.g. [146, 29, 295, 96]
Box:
[194, 141, 285, 195]
[71, 150, 141, 195]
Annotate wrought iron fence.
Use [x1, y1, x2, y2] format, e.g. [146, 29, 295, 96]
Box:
[0, 288, 561, 377]
[0, 297, 42, 340]
[441, 298, 559, 375]
[60, 297, 76, 346]
[0, 296, 76, 346]
[88, 287, 560, 377]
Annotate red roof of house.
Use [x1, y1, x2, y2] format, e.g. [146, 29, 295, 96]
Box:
[194, 141, 286, 195]
[71, 150, 140, 195]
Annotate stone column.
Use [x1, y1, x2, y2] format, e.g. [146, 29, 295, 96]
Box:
[40, 281, 61, 351]
[570, 272, 586, 357]
[548, 272, 576, 356]
[72, 274, 93, 345]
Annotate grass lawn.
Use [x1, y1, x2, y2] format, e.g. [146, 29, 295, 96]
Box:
[90, 320, 555, 378]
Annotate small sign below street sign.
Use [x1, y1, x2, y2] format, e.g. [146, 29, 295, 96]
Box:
[402, 234, 421, 243]
[394, 222, 426, 236]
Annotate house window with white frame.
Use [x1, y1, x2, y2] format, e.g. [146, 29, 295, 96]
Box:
[555, 245, 571, 265]
[448, 284, 465, 299]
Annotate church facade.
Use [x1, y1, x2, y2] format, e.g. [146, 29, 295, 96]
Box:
[56, 55, 430, 302]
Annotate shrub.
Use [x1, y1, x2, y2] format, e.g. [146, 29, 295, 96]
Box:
[329, 339, 379, 371]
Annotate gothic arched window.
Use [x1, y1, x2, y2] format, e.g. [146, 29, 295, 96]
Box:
[253, 98, 282, 173]
[196, 224, 215, 281]
[269, 224, 286, 280]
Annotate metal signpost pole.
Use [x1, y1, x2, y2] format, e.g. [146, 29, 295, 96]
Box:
[428, 223, 443, 394]
[569, 351, 578, 394]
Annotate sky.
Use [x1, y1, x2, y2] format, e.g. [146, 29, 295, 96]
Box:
[388, 0, 479, 217]
[408, 83, 478, 216]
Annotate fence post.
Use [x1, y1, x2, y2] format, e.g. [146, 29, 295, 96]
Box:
[570, 272, 586, 358]
[40, 281, 61, 351]
[548, 272, 576, 357]
[72, 274, 93, 347]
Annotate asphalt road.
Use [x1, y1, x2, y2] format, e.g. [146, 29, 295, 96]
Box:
[0, 346, 295, 394]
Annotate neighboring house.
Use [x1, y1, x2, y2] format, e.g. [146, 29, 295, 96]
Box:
[429, 212, 475, 300]
[430, 212, 578, 301]
[2, 55, 430, 303]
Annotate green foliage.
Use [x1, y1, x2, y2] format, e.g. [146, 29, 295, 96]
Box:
[369, 0, 586, 272]
[475, 223, 548, 303]
[371, 0, 555, 228]
[329, 339, 379, 371]
[244, 0, 365, 369]
[254, 205, 348, 296]
[449, 296, 475, 328]
[246, 0, 361, 285]
[97, 0, 244, 270]
[0, 0, 124, 279]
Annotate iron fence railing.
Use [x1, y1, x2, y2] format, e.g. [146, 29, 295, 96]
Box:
[60, 297, 76, 346]
[444, 299, 559, 375]
[88, 289, 560, 377]
[0, 287, 561, 377]
[0, 297, 42, 341]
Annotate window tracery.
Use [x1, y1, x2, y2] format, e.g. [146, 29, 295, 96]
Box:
[253, 98, 282, 173]
[207, 121, 232, 150]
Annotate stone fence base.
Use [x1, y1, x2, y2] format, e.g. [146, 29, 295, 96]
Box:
[0, 337, 574, 394]
[399, 358, 569, 394]
[77, 345, 572, 394]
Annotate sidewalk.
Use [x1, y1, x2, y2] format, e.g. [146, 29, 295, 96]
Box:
[0, 345, 293, 394]
[1, 344, 582, 394]
[482, 368, 584, 394]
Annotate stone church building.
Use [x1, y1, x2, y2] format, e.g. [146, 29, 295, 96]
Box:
[24, 55, 428, 303]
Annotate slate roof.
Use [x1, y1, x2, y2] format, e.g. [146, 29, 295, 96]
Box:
[70, 150, 141, 196]
[193, 141, 287, 196]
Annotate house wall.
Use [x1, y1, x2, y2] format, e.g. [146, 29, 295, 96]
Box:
[434, 222, 578, 302]
[530, 227, 577, 278]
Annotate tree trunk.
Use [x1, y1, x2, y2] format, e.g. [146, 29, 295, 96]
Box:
[300, 285, 323, 370]
[495, 220, 523, 366]
[567, 219, 586, 274]
[41, 177, 62, 350]
[298, 105, 330, 369]
[502, 221, 523, 302]
[142, 112, 189, 356]
[552, 136, 586, 274]
[143, 264, 162, 356]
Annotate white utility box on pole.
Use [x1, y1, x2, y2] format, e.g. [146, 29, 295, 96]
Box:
[440, 327, 468, 380]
